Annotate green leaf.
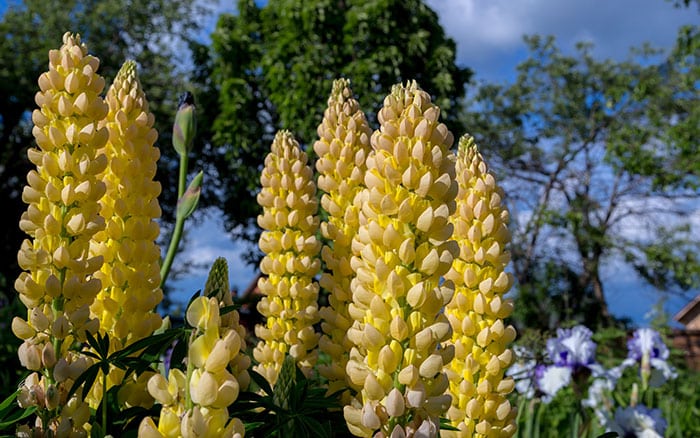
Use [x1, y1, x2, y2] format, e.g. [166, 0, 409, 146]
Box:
[67, 362, 101, 401]
[0, 391, 17, 413]
[0, 406, 36, 429]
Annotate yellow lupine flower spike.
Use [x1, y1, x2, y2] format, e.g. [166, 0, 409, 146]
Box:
[254, 130, 321, 386]
[15, 31, 108, 435]
[344, 82, 459, 437]
[90, 60, 163, 346]
[443, 135, 517, 438]
[314, 79, 372, 397]
[141, 260, 248, 437]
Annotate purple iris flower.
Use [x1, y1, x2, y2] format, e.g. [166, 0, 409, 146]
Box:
[546, 325, 597, 368]
[626, 328, 668, 361]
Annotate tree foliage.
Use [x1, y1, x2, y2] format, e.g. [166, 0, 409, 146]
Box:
[0, 0, 208, 292]
[194, 0, 471, 247]
[465, 28, 700, 330]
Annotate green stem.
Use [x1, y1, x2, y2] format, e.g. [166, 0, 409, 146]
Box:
[160, 152, 189, 288]
[160, 211, 186, 289]
[102, 369, 107, 434]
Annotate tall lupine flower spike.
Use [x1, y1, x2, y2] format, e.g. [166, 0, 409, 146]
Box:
[254, 130, 321, 386]
[91, 60, 163, 345]
[314, 78, 372, 398]
[140, 259, 247, 438]
[443, 135, 517, 437]
[344, 81, 459, 437]
[85, 60, 163, 407]
[13, 31, 108, 435]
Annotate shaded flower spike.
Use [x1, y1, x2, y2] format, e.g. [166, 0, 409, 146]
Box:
[254, 130, 321, 386]
[16, 31, 109, 435]
[443, 135, 517, 437]
[90, 60, 163, 347]
[314, 78, 372, 398]
[343, 81, 458, 437]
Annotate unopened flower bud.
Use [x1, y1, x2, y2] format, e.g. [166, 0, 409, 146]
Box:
[386, 388, 405, 417]
[45, 384, 59, 410]
[51, 315, 70, 339]
[42, 343, 57, 368]
[177, 171, 203, 220]
[172, 92, 196, 156]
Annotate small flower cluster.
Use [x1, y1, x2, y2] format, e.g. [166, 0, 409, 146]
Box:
[509, 326, 676, 437]
[140, 259, 248, 438]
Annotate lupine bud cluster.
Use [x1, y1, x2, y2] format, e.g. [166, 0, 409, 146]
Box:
[85, 60, 164, 406]
[342, 82, 459, 437]
[14, 31, 108, 435]
[254, 130, 321, 385]
[314, 79, 372, 397]
[443, 135, 517, 437]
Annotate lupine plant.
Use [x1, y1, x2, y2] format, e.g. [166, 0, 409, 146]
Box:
[3, 31, 530, 438]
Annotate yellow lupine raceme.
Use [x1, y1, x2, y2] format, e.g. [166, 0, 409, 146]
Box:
[82, 60, 164, 408]
[343, 82, 459, 437]
[90, 59, 163, 346]
[141, 259, 248, 437]
[254, 130, 321, 386]
[314, 79, 372, 397]
[443, 135, 517, 437]
[14, 32, 108, 436]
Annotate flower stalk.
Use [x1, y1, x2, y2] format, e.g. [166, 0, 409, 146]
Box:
[14, 31, 108, 435]
[343, 81, 459, 437]
[443, 135, 517, 437]
[254, 130, 321, 386]
[159, 94, 200, 289]
[314, 78, 372, 398]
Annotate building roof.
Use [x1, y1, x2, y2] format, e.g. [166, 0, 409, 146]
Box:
[674, 294, 700, 326]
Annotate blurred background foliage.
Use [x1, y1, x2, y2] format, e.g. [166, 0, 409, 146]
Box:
[0, 0, 698, 404]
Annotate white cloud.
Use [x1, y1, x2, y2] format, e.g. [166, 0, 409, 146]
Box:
[426, 0, 694, 81]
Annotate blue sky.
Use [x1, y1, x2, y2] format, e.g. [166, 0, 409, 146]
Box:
[169, 0, 698, 327]
[1, 0, 697, 325]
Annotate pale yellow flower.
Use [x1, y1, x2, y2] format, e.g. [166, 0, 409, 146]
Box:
[15, 31, 108, 434]
[143, 261, 247, 437]
[314, 79, 372, 397]
[90, 59, 163, 346]
[443, 135, 517, 438]
[344, 82, 458, 437]
[254, 130, 321, 386]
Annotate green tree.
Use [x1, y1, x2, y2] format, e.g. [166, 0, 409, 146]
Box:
[193, 0, 471, 248]
[0, 0, 208, 294]
[465, 29, 700, 330]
